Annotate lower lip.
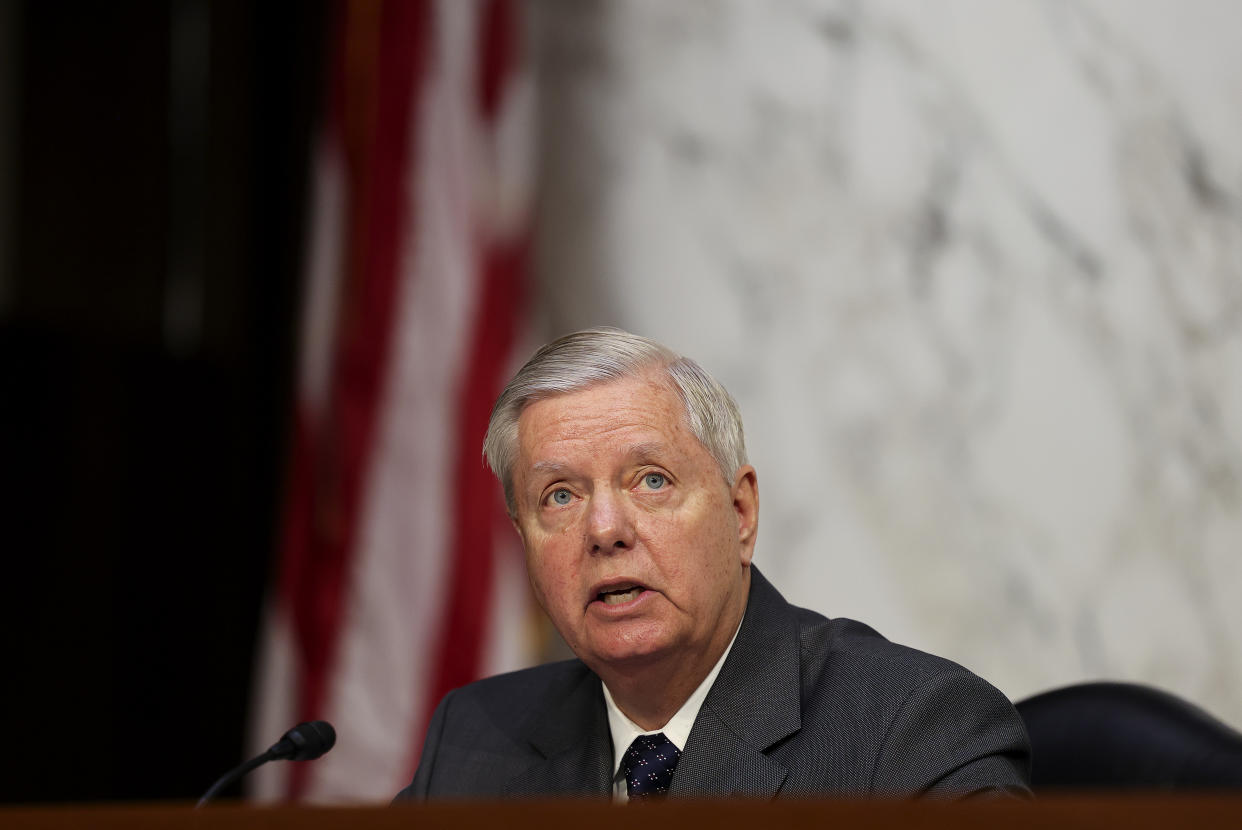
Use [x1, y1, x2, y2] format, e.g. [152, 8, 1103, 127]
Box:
[589, 589, 655, 615]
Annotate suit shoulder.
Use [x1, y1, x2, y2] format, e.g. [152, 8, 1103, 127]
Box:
[445, 658, 594, 721]
[794, 608, 981, 701]
[406, 659, 601, 799]
[458, 657, 590, 692]
[739, 576, 1029, 797]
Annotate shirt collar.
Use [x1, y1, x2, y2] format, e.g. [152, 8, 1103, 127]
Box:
[601, 616, 744, 800]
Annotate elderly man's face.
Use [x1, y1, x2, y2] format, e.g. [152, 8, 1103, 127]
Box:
[511, 370, 758, 677]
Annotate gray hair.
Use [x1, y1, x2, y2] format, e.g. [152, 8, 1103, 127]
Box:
[484, 327, 748, 514]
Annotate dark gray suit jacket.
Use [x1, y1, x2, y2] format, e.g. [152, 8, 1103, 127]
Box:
[398, 567, 1031, 799]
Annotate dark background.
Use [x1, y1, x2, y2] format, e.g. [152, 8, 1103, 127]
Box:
[2, 1, 328, 803]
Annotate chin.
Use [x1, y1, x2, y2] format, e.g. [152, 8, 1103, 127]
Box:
[585, 632, 678, 671]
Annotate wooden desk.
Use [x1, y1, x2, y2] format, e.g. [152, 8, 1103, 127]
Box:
[3, 796, 1240, 829]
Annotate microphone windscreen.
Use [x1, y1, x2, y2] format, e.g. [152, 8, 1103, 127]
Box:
[279, 720, 337, 761]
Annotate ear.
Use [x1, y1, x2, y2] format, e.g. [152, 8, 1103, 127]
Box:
[730, 465, 759, 566]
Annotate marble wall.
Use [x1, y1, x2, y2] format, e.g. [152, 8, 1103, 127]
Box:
[530, 0, 1242, 724]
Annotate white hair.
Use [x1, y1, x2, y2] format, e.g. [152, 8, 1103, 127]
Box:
[483, 327, 748, 514]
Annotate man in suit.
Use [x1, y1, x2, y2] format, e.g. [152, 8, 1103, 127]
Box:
[399, 328, 1030, 800]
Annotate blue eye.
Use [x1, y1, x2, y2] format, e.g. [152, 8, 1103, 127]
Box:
[643, 472, 667, 490]
[550, 489, 573, 506]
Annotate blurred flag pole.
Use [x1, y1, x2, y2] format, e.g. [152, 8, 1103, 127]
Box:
[248, 0, 537, 803]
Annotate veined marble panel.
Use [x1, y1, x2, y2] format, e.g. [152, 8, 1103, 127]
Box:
[532, 0, 1242, 725]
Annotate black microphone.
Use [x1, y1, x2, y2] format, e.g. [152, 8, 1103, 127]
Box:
[267, 719, 336, 761]
[197, 720, 337, 807]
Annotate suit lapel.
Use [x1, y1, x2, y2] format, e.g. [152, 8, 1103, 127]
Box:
[501, 568, 800, 799]
[670, 705, 790, 797]
[501, 670, 614, 798]
[670, 567, 801, 798]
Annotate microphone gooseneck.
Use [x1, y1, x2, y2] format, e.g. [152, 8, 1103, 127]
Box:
[196, 720, 337, 807]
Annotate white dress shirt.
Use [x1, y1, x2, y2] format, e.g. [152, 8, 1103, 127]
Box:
[602, 618, 743, 801]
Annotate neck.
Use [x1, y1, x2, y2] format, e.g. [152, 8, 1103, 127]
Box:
[602, 662, 706, 732]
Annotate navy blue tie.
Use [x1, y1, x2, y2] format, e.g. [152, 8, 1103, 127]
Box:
[621, 732, 681, 799]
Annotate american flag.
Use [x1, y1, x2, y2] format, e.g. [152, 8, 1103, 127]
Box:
[249, 0, 537, 802]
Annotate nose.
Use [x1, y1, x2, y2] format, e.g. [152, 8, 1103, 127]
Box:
[584, 488, 636, 554]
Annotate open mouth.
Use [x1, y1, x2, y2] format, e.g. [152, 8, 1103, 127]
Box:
[597, 585, 645, 605]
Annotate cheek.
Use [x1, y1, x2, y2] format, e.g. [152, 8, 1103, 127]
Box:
[526, 536, 580, 612]
[679, 495, 737, 562]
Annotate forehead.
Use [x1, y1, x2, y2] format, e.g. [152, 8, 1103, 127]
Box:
[516, 372, 696, 463]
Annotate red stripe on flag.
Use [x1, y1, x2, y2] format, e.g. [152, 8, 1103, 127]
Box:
[476, 0, 517, 124]
[277, 0, 431, 801]
[419, 0, 528, 750]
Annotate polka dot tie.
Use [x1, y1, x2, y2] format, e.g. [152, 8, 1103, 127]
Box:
[621, 732, 682, 800]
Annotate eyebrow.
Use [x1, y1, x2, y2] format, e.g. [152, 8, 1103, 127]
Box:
[530, 460, 569, 475]
[624, 441, 668, 463]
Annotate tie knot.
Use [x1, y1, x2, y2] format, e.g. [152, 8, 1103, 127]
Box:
[621, 732, 681, 799]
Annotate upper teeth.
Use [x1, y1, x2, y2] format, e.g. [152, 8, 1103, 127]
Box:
[601, 587, 641, 605]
